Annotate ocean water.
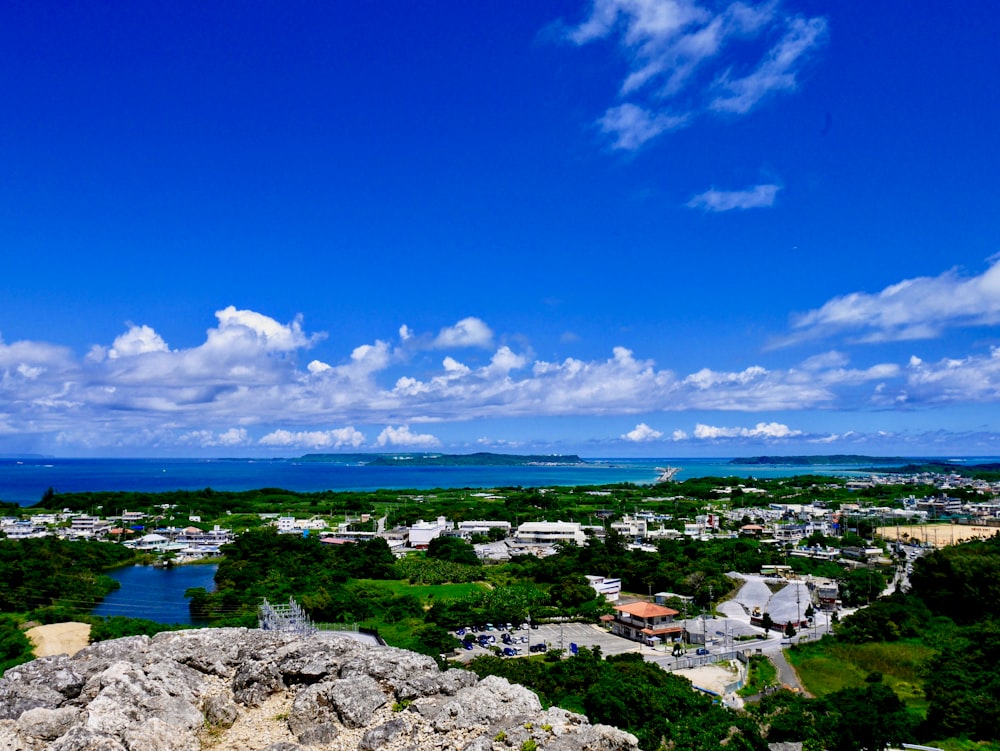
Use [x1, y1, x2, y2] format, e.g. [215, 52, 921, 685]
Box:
[0, 455, 979, 506]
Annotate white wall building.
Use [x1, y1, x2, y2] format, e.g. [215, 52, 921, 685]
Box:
[515, 521, 586, 546]
[455, 520, 511, 539]
[409, 516, 451, 549]
[585, 575, 622, 602]
[610, 515, 647, 538]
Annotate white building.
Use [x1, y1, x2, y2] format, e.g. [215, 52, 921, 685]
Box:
[515, 521, 586, 546]
[586, 575, 622, 602]
[455, 520, 511, 539]
[409, 516, 451, 549]
[610, 515, 647, 538]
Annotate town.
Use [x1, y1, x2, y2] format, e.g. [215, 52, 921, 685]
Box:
[2, 465, 1000, 751]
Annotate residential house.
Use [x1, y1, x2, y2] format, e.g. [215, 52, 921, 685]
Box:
[609, 601, 682, 644]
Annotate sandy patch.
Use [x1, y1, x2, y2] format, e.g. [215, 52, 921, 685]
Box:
[25, 622, 91, 658]
[673, 663, 741, 695]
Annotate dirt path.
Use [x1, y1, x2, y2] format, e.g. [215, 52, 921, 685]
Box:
[25, 622, 91, 657]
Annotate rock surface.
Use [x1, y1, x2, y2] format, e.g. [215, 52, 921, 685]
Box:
[0, 628, 639, 751]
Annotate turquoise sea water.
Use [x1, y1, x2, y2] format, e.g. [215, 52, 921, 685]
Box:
[3, 455, 994, 505]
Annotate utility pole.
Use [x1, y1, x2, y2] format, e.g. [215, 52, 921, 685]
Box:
[796, 582, 801, 633]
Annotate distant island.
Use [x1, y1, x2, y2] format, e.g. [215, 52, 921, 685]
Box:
[729, 455, 920, 466]
[729, 455, 1000, 480]
[298, 452, 585, 467]
[878, 461, 1000, 480]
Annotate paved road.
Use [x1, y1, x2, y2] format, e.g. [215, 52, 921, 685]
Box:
[767, 647, 808, 695]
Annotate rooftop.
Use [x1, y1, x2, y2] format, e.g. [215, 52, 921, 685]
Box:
[614, 602, 679, 618]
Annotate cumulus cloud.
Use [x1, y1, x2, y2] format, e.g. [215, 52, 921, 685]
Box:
[259, 427, 366, 449]
[108, 324, 170, 359]
[376, 425, 441, 448]
[622, 422, 664, 442]
[211, 306, 320, 353]
[778, 258, 1000, 346]
[686, 183, 779, 211]
[693, 421, 802, 439]
[2, 304, 994, 453]
[884, 347, 1000, 406]
[179, 428, 250, 447]
[561, 0, 827, 150]
[433, 317, 494, 349]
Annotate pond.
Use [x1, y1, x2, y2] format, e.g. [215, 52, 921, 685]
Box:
[91, 563, 218, 625]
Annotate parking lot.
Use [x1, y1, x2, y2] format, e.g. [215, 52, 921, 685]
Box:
[450, 621, 641, 662]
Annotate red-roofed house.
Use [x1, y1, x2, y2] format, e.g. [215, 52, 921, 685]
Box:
[611, 601, 682, 644]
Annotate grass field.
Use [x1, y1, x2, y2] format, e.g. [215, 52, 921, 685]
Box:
[354, 578, 486, 602]
[786, 638, 934, 713]
[738, 654, 778, 696]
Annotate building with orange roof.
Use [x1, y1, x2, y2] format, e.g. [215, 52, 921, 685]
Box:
[610, 601, 682, 644]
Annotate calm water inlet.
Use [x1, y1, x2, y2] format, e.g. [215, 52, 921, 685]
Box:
[92, 563, 218, 625]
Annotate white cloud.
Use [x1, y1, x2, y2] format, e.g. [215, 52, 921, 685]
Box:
[108, 324, 170, 359]
[433, 317, 494, 349]
[561, 1, 827, 150]
[671, 429, 689, 441]
[259, 427, 366, 449]
[211, 306, 319, 353]
[217, 428, 250, 446]
[710, 16, 828, 114]
[693, 421, 802, 439]
[179, 428, 250, 447]
[780, 258, 1000, 346]
[899, 346, 1000, 405]
[376, 425, 441, 448]
[599, 103, 689, 150]
[686, 183, 779, 211]
[4, 304, 998, 453]
[334, 341, 392, 380]
[399, 324, 413, 342]
[800, 351, 849, 371]
[489, 346, 528, 374]
[442, 357, 470, 375]
[622, 422, 664, 442]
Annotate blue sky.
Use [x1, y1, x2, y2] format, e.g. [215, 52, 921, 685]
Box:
[1, 1, 999, 458]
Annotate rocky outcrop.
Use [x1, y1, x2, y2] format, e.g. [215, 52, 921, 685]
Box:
[0, 628, 639, 751]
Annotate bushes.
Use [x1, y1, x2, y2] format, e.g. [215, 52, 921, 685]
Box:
[89, 616, 183, 642]
[0, 616, 33, 673]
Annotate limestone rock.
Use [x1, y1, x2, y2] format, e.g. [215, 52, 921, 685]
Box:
[16, 706, 84, 741]
[0, 628, 640, 751]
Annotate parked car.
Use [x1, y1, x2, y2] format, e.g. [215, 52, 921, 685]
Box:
[695, 647, 710, 655]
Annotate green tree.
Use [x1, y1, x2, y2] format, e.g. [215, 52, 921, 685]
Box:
[426, 535, 480, 566]
[820, 681, 915, 751]
[761, 612, 774, 635]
